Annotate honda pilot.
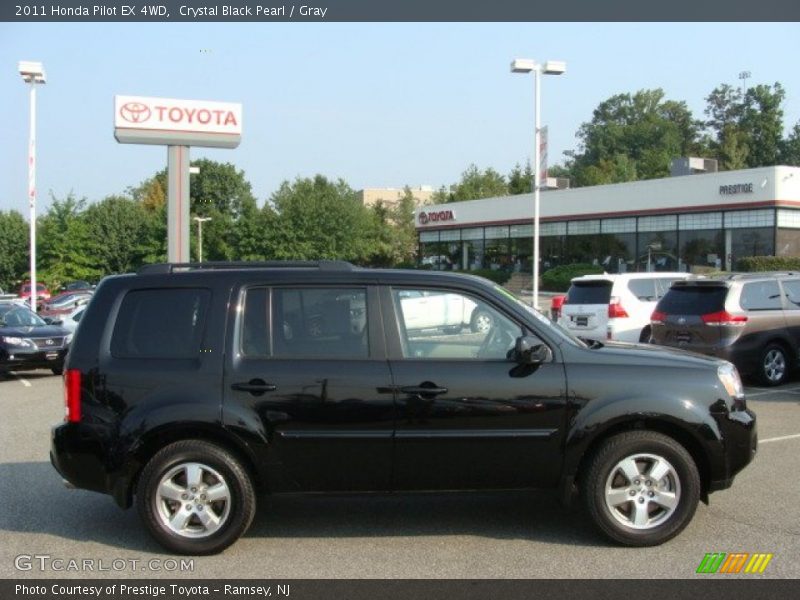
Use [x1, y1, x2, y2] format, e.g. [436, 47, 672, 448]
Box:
[51, 261, 757, 554]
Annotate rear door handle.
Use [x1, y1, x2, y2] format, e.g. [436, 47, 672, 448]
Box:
[399, 386, 448, 396]
[231, 379, 277, 395]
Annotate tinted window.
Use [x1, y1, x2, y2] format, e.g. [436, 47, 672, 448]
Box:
[782, 279, 800, 309]
[393, 288, 522, 360]
[111, 288, 210, 358]
[740, 281, 783, 311]
[657, 286, 728, 315]
[566, 281, 612, 305]
[627, 279, 657, 301]
[241, 287, 269, 356]
[272, 288, 368, 359]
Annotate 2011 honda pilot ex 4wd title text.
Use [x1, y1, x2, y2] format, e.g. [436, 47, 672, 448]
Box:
[50, 261, 757, 555]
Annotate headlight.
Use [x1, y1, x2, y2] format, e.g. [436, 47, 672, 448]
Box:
[718, 363, 744, 398]
[65, 333, 74, 345]
[1, 336, 34, 348]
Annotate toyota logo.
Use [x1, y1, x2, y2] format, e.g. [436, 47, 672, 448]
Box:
[418, 212, 429, 225]
[45, 339, 54, 345]
[119, 102, 152, 124]
[678, 317, 686, 325]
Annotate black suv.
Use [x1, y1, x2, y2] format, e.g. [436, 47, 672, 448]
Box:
[51, 261, 757, 554]
[651, 273, 800, 386]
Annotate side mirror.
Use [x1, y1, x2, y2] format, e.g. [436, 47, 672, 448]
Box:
[514, 335, 552, 365]
[43, 317, 54, 325]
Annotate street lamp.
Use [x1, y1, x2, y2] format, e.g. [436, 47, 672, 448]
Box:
[738, 70, 751, 97]
[511, 58, 566, 310]
[18, 61, 46, 313]
[193, 216, 211, 262]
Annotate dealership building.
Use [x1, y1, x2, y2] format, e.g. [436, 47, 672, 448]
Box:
[414, 165, 800, 274]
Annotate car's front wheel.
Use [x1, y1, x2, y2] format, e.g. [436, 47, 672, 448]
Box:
[470, 309, 493, 333]
[136, 440, 256, 555]
[583, 431, 700, 546]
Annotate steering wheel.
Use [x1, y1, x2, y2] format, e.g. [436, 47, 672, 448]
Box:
[476, 323, 516, 359]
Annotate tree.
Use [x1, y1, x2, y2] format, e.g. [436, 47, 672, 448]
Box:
[38, 194, 99, 288]
[450, 164, 508, 201]
[83, 196, 161, 275]
[780, 122, 800, 166]
[268, 175, 374, 262]
[704, 82, 785, 169]
[507, 163, 533, 195]
[0, 210, 28, 290]
[569, 89, 702, 184]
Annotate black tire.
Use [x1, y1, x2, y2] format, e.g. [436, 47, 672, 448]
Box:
[638, 326, 651, 344]
[51, 366, 63, 376]
[583, 431, 700, 547]
[470, 309, 493, 333]
[136, 440, 256, 555]
[759, 343, 789, 387]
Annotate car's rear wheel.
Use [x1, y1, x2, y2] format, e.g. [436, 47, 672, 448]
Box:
[51, 366, 63, 375]
[583, 431, 700, 546]
[759, 343, 789, 387]
[136, 440, 256, 555]
[639, 326, 651, 343]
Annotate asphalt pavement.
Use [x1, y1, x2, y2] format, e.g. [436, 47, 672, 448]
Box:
[1, 370, 798, 579]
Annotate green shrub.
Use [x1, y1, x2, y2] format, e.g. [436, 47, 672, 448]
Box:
[737, 256, 800, 272]
[541, 263, 604, 292]
[457, 268, 511, 285]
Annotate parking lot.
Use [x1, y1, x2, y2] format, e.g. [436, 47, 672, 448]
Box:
[1, 370, 798, 579]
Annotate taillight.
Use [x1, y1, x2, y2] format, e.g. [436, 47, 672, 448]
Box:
[64, 369, 81, 423]
[651, 310, 666, 325]
[608, 297, 629, 318]
[701, 311, 748, 327]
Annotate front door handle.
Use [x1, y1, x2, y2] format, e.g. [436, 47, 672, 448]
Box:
[231, 379, 277, 395]
[400, 385, 448, 396]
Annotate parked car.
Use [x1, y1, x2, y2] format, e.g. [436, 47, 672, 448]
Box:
[43, 305, 86, 335]
[39, 291, 92, 318]
[51, 261, 756, 555]
[62, 280, 94, 292]
[397, 289, 494, 333]
[558, 273, 691, 343]
[0, 303, 71, 376]
[550, 294, 566, 321]
[651, 272, 800, 386]
[18, 281, 51, 303]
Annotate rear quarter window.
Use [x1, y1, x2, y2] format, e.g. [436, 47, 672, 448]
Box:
[111, 288, 210, 359]
[627, 279, 657, 301]
[657, 286, 728, 315]
[739, 281, 783, 311]
[566, 281, 612, 305]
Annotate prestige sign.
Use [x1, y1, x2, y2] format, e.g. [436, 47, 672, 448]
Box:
[114, 95, 242, 148]
[719, 183, 754, 195]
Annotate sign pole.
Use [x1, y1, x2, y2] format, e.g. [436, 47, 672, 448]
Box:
[167, 145, 190, 263]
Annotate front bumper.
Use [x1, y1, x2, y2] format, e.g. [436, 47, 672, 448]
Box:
[0, 347, 67, 371]
[709, 408, 758, 491]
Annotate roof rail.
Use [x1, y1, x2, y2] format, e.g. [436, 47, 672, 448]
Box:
[137, 260, 357, 275]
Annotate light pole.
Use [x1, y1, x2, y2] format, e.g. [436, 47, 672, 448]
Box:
[511, 58, 565, 310]
[18, 61, 46, 313]
[193, 216, 211, 262]
[738, 71, 751, 97]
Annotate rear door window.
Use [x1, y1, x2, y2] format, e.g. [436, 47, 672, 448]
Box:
[566, 281, 612, 304]
[739, 281, 783, 311]
[657, 286, 728, 315]
[111, 288, 210, 358]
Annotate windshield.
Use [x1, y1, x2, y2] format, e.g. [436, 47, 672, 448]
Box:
[492, 284, 589, 349]
[0, 305, 48, 328]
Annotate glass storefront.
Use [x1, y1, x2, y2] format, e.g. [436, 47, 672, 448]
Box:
[417, 208, 796, 274]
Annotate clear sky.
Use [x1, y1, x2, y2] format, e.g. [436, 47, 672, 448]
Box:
[1, 22, 799, 214]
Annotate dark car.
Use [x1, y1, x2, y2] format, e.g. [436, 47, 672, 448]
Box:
[51, 261, 757, 555]
[63, 280, 94, 292]
[0, 303, 71, 376]
[650, 273, 800, 386]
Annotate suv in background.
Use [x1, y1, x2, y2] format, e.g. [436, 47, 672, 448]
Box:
[51, 261, 756, 554]
[651, 273, 800, 386]
[558, 273, 690, 343]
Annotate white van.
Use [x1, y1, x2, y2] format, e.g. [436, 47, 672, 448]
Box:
[558, 272, 690, 343]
